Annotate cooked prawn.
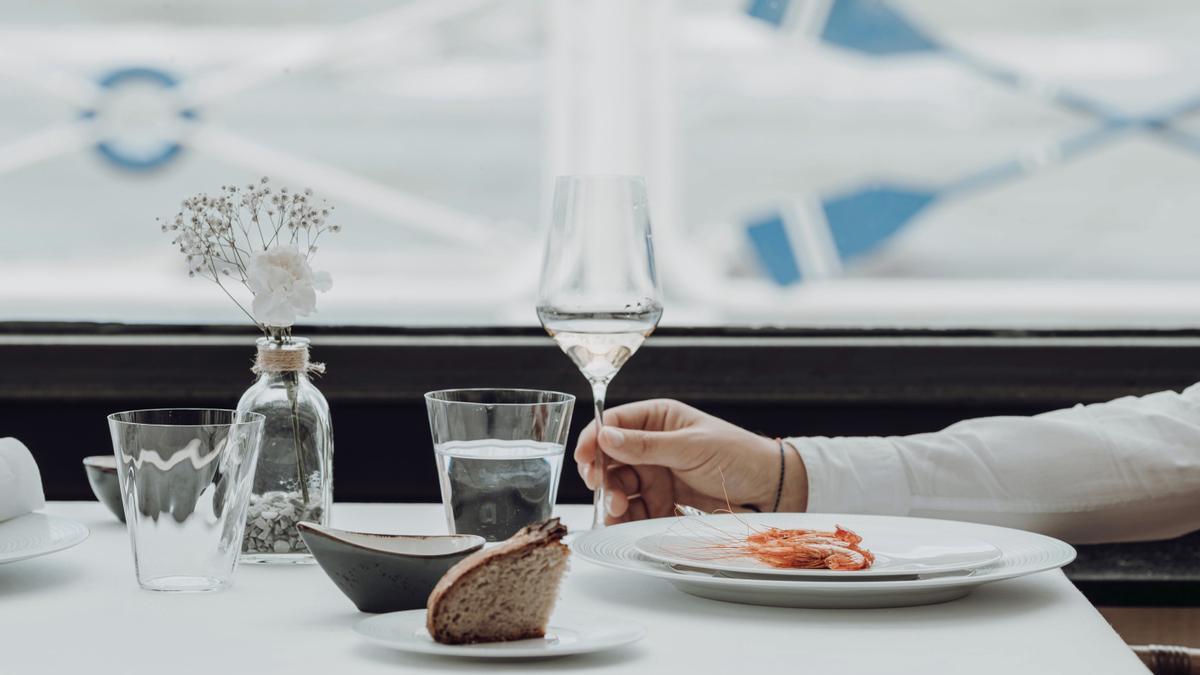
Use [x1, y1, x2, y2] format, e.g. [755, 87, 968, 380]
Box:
[662, 469, 875, 571]
[741, 526, 875, 570]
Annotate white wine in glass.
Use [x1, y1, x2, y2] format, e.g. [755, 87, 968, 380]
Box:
[536, 175, 663, 529]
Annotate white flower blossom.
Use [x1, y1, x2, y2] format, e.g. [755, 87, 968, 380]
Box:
[246, 246, 332, 328]
[161, 178, 342, 332]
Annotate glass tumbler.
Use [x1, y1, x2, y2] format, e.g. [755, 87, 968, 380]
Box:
[426, 389, 575, 542]
[108, 409, 265, 592]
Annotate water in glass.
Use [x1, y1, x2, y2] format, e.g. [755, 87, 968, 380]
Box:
[425, 389, 574, 542]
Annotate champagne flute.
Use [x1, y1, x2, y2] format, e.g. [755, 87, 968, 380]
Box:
[536, 175, 663, 529]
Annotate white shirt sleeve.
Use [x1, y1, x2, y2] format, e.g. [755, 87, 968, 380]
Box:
[788, 383, 1200, 544]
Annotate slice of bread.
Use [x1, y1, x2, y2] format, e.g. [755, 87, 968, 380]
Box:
[426, 519, 570, 645]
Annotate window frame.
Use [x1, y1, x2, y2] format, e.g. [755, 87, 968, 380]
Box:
[4, 322, 1199, 406]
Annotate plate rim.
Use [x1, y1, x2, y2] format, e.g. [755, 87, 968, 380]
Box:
[353, 609, 647, 659]
[0, 512, 90, 565]
[632, 527, 1004, 578]
[574, 513, 1076, 592]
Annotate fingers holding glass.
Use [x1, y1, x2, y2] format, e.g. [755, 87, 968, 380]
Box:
[601, 464, 642, 523]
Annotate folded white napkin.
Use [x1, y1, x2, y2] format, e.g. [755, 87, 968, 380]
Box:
[0, 438, 45, 523]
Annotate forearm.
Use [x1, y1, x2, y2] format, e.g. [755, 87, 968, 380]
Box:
[788, 386, 1200, 544]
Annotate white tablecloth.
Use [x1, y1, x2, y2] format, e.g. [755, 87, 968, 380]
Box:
[0, 502, 1146, 674]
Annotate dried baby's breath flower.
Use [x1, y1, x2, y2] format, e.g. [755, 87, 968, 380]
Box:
[160, 177, 342, 334]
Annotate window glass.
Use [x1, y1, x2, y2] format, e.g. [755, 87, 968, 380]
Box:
[1, 0, 1197, 328]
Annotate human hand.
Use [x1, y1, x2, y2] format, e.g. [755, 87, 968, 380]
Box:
[573, 399, 807, 524]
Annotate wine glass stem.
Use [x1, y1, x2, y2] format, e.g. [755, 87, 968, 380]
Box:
[591, 380, 608, 529]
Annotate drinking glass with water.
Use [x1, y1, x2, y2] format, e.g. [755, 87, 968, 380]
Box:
[425, 389, 574, 542]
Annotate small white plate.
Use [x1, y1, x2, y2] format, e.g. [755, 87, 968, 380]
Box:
[0, 513, 90, 565]
[634, 521, 1002, 578]
[354, 609, 646, 659]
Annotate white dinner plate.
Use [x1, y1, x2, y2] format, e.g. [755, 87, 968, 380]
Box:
[575, 513, 1075, 609]
[0, 513, 90, 565]
[634, 517, 1002, 578]
[354, 609, 646, 659]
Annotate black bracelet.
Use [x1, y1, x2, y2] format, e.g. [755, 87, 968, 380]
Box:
[771, 438, 785, 512]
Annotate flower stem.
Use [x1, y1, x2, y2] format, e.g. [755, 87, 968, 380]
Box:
[210, 260, 262, 331]
[286, 370, 310, 506]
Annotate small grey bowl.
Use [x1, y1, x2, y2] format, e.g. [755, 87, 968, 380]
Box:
[83, 455, 124, 523]
[298, 522, 484, 613]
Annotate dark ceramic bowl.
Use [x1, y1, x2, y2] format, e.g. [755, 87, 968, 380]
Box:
[83, 455, 124, 523]
[298, 522, 485, 613]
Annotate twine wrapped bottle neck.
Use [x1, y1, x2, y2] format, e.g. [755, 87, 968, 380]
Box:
[252, 341, 326, 376]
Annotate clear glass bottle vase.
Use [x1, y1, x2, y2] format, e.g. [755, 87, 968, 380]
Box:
[236, 336, 333, 564]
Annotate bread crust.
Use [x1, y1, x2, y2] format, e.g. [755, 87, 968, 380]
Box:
[426, 519, 568, 644]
